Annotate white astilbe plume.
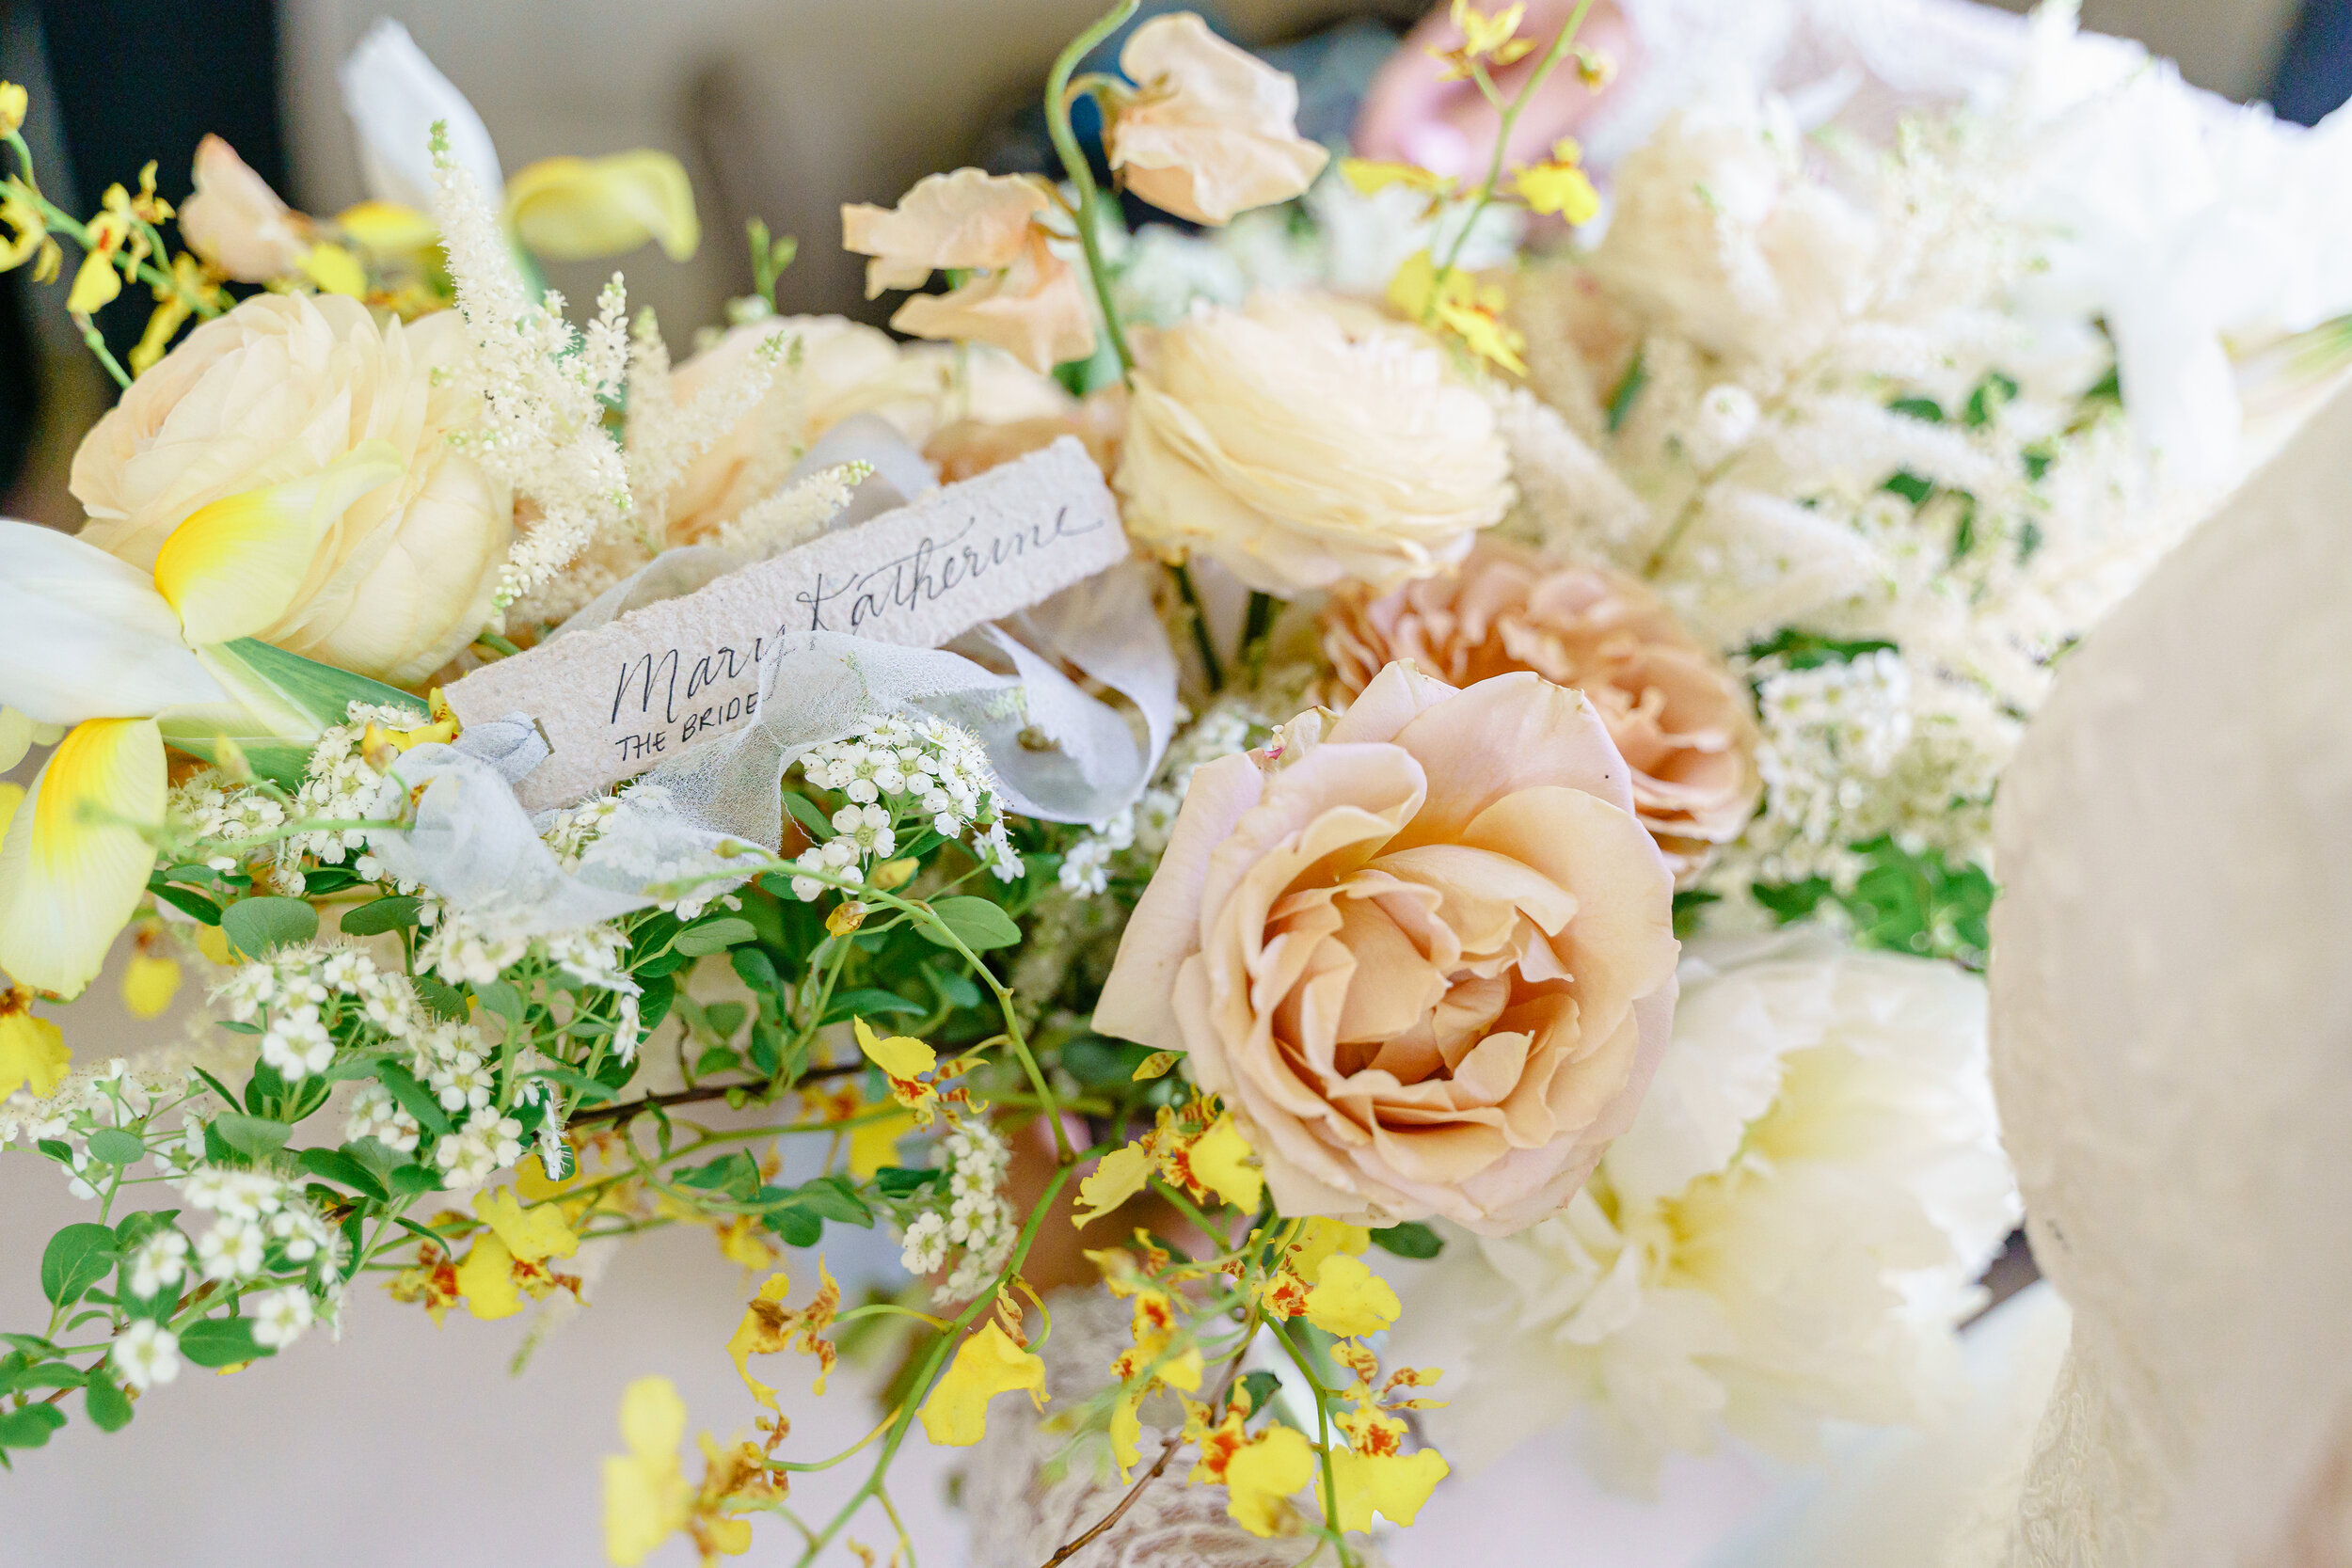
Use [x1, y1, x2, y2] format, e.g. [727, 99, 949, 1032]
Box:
[619, 309, 789, 547]
[430, 128, 630, 609]
[712, 461, 870, 557]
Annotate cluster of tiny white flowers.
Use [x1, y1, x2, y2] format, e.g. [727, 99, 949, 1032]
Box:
[541, 794, 624, 865]
[413, 907, 530, 986]
[542, 784, 740, 920]
[0, 1056, 205, 1193]
[180, 1166, 338, 1284]
[890, 1121, 1015, 1296]
[249, 1285, 317, 1351]
[1718, 649, 2010, 890]
[436, 1108, 525, 1187]
[343, 1080, 421, 1154]
[284, 702, 430, 871]
[126, 1229, 189, 1299]
[1057, 807, 1135, 896]
[166, 773, 288, 872]
[787, 715, 1022, 897]
[113, 1320, 180, 1392]
[543, 924, 633, 990]
[215, 943, 420, 1083]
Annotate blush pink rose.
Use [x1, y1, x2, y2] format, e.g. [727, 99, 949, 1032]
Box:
[1323, 538, 1760, 881]
[1095, 663, 1679, 1235]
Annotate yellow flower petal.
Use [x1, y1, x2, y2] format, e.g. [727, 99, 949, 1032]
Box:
[1513, 160, 1600, 224]
[337, 199, 438, 257]
[473, 1186, 580, 1263]
[297, 243, 368, 298]
[0, 992, 70, 1101]
[1073, 1140, 1158, 1227]
[1109, 1390, 1145, 1482]
[1332, 1446, 1451, 1532]
[1187, 1113, 1263, 1212]
[152, 440, 406, 645]
[66, 247, 120, 314]
[0, 81, 25, 137]
[120, 951, 182, 1019]
[852, 1016, 935, 1081]
[917, 1320, 1047, 1447]
[505, 150, 700, 263]
[847, 1108, 916, 1181]
[1341, 158, 1452, 197]
[605, 1376, 692, 1567]
[454, 1234, 523, 1320]
[1221, 1424, 1316, 1537]
[0, 719, 166, 998]
[1284, 1218, 1369, 1285]
[1301, 1254, 1400, 1338]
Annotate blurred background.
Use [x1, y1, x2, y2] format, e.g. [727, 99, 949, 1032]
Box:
[3, 0, 2349, 538]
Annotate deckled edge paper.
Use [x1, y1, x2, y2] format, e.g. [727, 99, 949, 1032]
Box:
[442, 436, 1130, 809]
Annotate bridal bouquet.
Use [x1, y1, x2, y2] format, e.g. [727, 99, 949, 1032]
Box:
[0, 2, 2329, 1562]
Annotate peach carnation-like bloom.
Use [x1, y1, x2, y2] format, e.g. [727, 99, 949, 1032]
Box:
[1324, 539, 1760, 880]
[1096, 663, 1679, 1235]
[927, 388, 1126, 484]
[841, 169, 1094, 373]
[1115, 297, 1513, 594]
[1108, 12, 1331, 226]
[71, 292, 511, 686]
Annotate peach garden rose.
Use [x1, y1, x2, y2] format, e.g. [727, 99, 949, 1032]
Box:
[1095, 662, 1680, 1235]
[1323, 538, 1760, 880]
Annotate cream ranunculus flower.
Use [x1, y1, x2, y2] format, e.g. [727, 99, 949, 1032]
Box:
[1324, 538, 1762, 882]
[1114, 296, 1514, 594]
[841, 169, 1095, 373]
[1095, 662, 1680, 1235]
[1108, 12, 1331, 226]
[652, 315, 1077, 544]
[70, 292, 512, 686]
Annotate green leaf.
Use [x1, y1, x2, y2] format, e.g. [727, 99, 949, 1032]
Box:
[147, 880, 224, 925]
[114, 1210, 180, 1250]
[476, 980, 527, 1037]
[297, 1146, 388, 1201]
[676, 1152, 760, 1198]
[730, 946, 780, 993]
[0, 1361, 86, 1395]
[1236, 1370, 1284, 1418]
[177, 1317, 274, 1369]
[790, 1175, 873, 1227]
[1740, 628, 1899, 673]
[373, 1062, 453, 1138]
[40, 1225, 119, 1307]
[1059, 1035, 1160, 1089]
[874, 1166, 942, 1197]
[209, 1113, 292, 1160]
[1883, 468, 1935, 506]
[84, 1376, 135, 1433]
[761, 1206, 823, 1248]
[0, 1405, 67, 1449]
[1887, 395, 1945, 423]
[919, 895, 1021, 953]
[1604, 345, 1647, 435]
[0, 1334, 59, 1357]
[818, 988, 925, 1027]
[220, 895, 319, 958]
[209, 637, 423, 734]
[675, 917, 757, 957]
[781, 790, 835, 842]
[411, 974, 469, 1023]
[1367, 1221, 1444, 1260]
[339, 895, 421, 936]
[702, 1001, 747, 1039]
[85, 1129, 146, 1166]
[691, 1047, 742, 1077]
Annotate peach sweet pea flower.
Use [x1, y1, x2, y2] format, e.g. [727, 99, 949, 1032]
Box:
[1108, 13, 1331, 226]
[1324, 538, 1760, 881]
[1096, 663, 1679, 1235]
[841, 169, 1094, 373]
[178, 135, 309, 283]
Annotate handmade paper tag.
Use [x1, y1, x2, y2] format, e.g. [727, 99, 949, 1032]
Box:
[442, 436, 1129, 809]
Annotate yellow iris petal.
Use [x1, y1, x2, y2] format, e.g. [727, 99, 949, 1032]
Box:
[474, 1186, 580, 1263]
[1301, 1254, 1401, 1338]
[337, 199, 438, 257]
[917, 1321, 1047, 1447]
[151, 440, 405, 645]
[504, 150, 700, 263]
[0, 718, 165, 998]
[0, 995, 70, 1101]
[604, 1376, 692, 1567]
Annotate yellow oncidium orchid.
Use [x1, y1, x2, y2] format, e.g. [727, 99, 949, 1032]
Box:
[603, 1376, 694, 1568]
[0, 442, 405, 996]
[0, 985, 71, 1101]
[1512, 137, 1602, 224]
[1386, 248, 1529, 375]
[917, 1319, 1047, 1447]
[1429, 0, 1536, 83]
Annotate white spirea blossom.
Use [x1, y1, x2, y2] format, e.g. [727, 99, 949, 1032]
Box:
[127, 1230, 190, 1299]
[885, 1120, 1015, 1306]
[250, 1286, 316, 1350]
[286, 702, 431, 871]
[1383, 934, 2020, 1492]
[436, 1109, 525, 1187]
[787, 714, 1022, 897]
[113, 1320, 181, 1391]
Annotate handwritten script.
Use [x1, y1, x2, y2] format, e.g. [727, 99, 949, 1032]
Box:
[442, 437, 1128, 809]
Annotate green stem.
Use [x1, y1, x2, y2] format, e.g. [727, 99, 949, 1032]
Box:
[1043, 0, 1141, 378]
[1272, 1323, 1359, 1567]
[74, 316, 131, 388]
[1171, 562, 1226, 691]
[1430, 0, 1597, 293]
